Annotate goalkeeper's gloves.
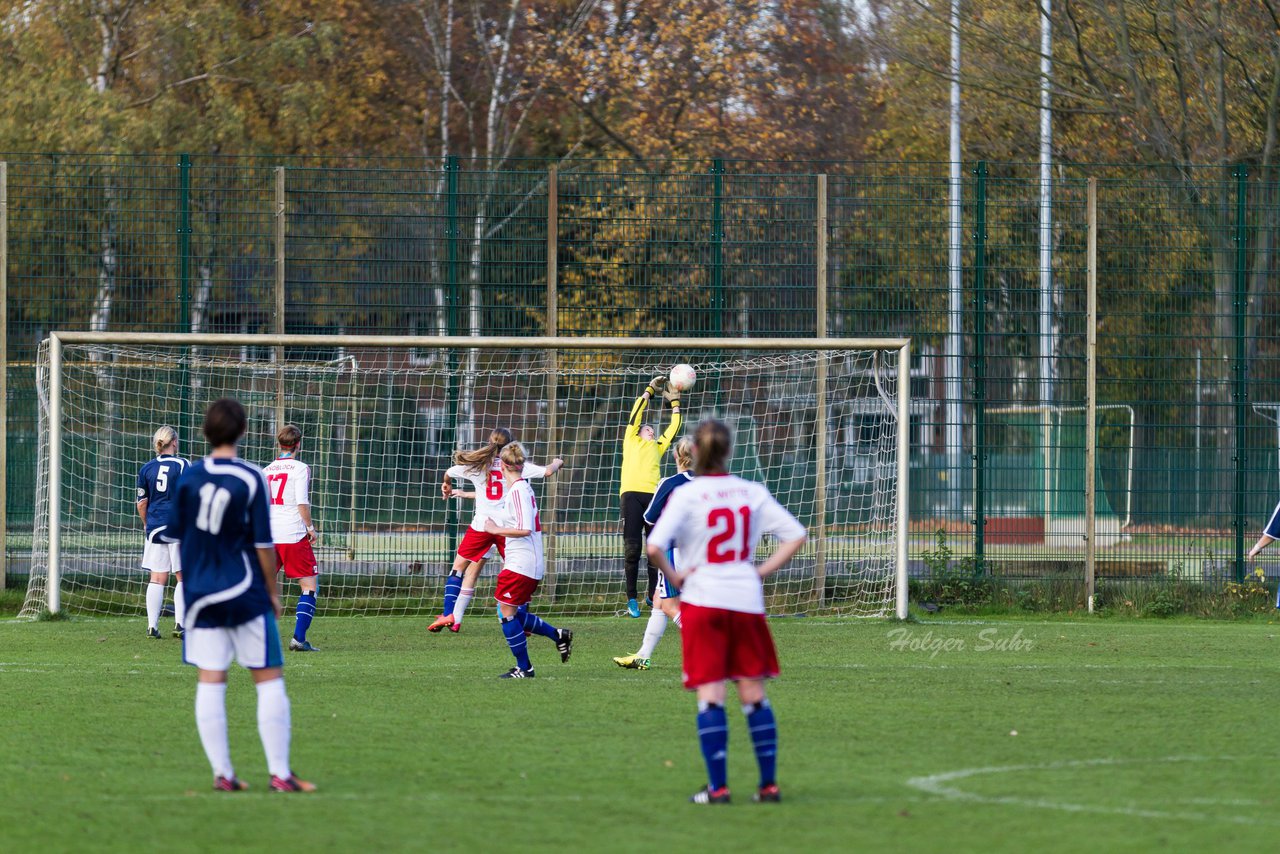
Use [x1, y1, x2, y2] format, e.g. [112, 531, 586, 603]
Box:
[646, 375, 665, 395]
[662, 388, 681, 404]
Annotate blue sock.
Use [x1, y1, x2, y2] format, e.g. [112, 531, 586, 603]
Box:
[517, 605, 559, 640]
[443, 572, 463, 615]
[744, 699, 778, 787]
[501, 615, 533, 670]
[294, 592, 316, 643]
[696, 703, 729, 791]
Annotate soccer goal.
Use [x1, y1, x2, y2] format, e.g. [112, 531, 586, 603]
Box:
[22, 333, 910, 620]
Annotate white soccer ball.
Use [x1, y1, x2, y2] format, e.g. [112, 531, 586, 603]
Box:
[668, 363, 696, 392]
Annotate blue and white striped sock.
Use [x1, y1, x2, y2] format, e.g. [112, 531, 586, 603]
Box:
[743, 699, 778, 787]
[501, 615, 533, 670]
[294, 592, 316, 643]
[443, 572, 463, 616]
[517, 605, 559, 640]
[696, 702, 729, 791]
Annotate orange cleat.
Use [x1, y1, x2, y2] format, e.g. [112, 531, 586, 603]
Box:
[428, 614, 455, 633]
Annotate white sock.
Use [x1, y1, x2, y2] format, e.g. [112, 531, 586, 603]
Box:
[195, 682, 233, 779]
[256, 677, 292, 779]
[672, 610, 682, 628]
[637, 609, 668, 658]
[452, 588, 475, 624]
[146, 582, 164, 630]
[174, 581, 186, 628]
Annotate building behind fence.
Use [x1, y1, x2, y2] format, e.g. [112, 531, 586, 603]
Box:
[5, 155, 1280, 589]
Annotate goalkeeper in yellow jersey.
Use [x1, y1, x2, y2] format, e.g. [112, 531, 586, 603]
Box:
[619, 374, 682, 617]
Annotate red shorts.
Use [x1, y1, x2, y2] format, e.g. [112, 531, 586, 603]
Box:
[456, 527, 506, 563]
[493, 569, 538, 608]
[679, 603, 780, 690]
[275, 539, 318, 579]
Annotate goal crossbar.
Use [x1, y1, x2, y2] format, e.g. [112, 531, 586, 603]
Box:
[39, 332, 911, 620]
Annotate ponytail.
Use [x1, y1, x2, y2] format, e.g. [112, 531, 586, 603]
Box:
[454, 427, 515, 474]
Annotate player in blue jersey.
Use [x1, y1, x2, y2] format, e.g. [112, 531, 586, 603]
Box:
[136, 426, 189, 639]
[614, 437, 694, 670]
[161, 398, 315, 793]
[1248, 510, 1280, 608]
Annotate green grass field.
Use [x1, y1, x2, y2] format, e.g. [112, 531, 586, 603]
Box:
[3, 614, 1280, 852]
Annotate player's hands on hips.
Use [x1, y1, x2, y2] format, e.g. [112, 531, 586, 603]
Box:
[484, 517, 499, 534]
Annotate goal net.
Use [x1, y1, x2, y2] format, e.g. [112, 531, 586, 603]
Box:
[22, 334, 909, 620]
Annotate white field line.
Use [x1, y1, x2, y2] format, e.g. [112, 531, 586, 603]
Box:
[906, 755, 1280, 826]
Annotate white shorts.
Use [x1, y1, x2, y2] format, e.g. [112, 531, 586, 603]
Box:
[141, 536, 181, 574]
[183, 614, 284, 671]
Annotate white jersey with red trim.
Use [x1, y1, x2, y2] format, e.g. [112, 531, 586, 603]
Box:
[262, 456, 311, 544]
[445, 459, 548, 532]
[500, 479, 544, 580]
[647, 474, 806, 614]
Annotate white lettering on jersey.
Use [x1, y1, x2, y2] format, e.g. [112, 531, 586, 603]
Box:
[263, 457, 311, 544]
[445, 459, 548, 532]
[647, 474, 806, 614]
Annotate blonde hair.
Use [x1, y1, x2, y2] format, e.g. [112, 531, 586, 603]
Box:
[152, 426, 178, 455]
[673, 437, 694, 471]
[499, 441, 527, 470]
[454, 427, 514, 474]
[277, 424, 302, 451]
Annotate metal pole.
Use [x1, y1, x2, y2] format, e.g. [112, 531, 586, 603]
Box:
[444, 156, 461, 553]
[0, 161, 7, 590]
[815, 174, 829, 609]
[1085, 177, 1097, 612]
[711, 159, 725, 336]
[48, 335, 63, 614]
[896, 342, 912, 620]
[545, 166, 559, 597]
[1039, 0, 1057, 538]
[946, 0, 964, 514]
[1234, 165, 1248, 582]
[178, 154, 192, 439]
[274, 166, 286, 431]
[973, 162, 989, 567]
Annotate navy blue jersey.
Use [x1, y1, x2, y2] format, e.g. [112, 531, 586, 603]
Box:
[643, 471, 695, 526]
[161, 457, 274, 628]
[135, 455, 190, 535]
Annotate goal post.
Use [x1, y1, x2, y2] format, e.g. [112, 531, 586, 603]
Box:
[25, 332, 911, 621]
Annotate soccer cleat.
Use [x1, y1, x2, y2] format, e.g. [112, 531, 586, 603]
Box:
[627, 599, 641, 618]
[555, 628, 574, 663]
[146, 627, 162, 640]
[612, 654, 651, 670]
[289, 639, 319, 652]
[689, 786, 731, 804]
[173, 625, 184, 639]
[500, 666, 535, 678]
[213, 775, 248, 792]
[449, 620, 462, 633]
[427, 613, 455, 633]
[269, 774, 317, 793]
[753, 783, 781, 803]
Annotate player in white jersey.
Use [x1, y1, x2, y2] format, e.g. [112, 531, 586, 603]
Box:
[263, 425, 321, 652]
[481, 442, 573, 678]
[428, 427, 563, 633]
[137, 426, 190, 639]
[647, 419, 807, 805]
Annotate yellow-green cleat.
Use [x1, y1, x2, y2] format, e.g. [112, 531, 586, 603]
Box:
[612, 653, 651, 670]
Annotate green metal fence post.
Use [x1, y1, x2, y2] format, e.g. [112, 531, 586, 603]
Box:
[973, 162, 989, 569]
[711, 158, 724, 335]
[1234, 163, 1248, 582]
[178, 154, 192, 436]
